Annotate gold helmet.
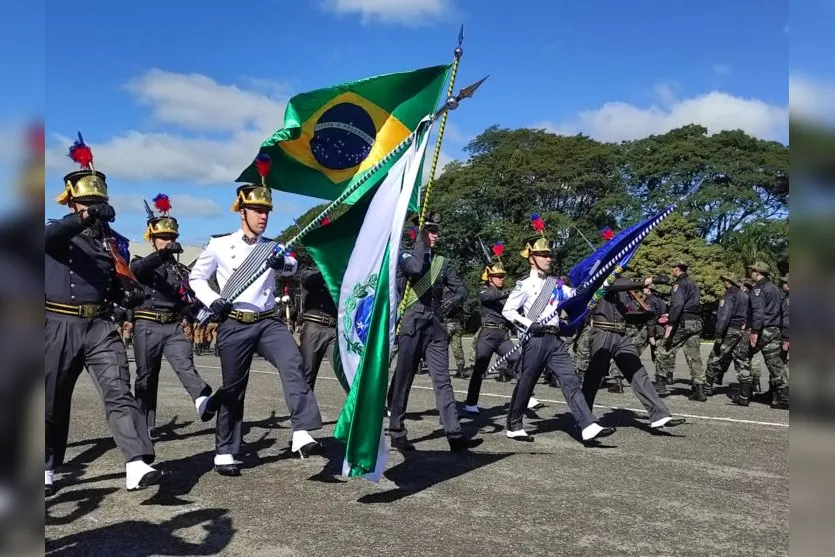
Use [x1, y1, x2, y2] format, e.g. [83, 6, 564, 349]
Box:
[144, 194, 180, 241]
[521, 213, 552, 258]
[55, 133, 109, 205]
[232, 152, 274, 212]
[481, 240, 507, 281]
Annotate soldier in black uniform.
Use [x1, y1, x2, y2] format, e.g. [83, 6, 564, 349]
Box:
[464, 255, 515, 414]
[733, 262, 788, 408]
[655, 261, 706, 401]
[387, 213, 482, 452]
[297, 267, 337, 390]
[130, 198, 216, 436]
[581, 275, 686, 432]
[45, 142, 161, 495]
[704, 275, 748, 396]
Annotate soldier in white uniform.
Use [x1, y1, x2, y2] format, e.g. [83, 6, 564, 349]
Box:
[502, 233, 616, 444]
[190, 184, 322, 477]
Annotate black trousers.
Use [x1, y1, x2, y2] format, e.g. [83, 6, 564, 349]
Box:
[215, 316, 322, 456]
[387, 312, 462, 440]
[508, 333, 596, 432]
[299, 319, 336, 390]
[133, 319, 211, 429]
[45, 313, 154, 470]
[466, 326, 515, 406]
[583, 328, 671, 423]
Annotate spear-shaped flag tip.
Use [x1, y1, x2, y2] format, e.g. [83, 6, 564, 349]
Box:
[457, 75, 488, 100]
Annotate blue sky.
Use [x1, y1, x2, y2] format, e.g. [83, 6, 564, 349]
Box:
[2, 0, 799, 244]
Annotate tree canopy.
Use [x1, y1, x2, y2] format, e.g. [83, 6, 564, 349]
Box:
[275, 124, 789, 331]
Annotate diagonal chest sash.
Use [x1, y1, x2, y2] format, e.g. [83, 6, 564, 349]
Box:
[218, 240, 278, 298]
[526, 276, 558, 322]
[401, 255, 445, 311]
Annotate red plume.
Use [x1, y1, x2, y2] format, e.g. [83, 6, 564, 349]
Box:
[408, 226, 417, 241]
[255, 153, 271, 178]
[68, 132, 93, 170]
[492, 241, 504, 257]
[601, 227, 614, 241]
[321, 216, 331, 226]
[152, 193, 172, 215]
[28, 121, 44, 154]
[530, 213, 545, 232]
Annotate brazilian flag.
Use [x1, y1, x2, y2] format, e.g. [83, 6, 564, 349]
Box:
[237, 65, 450, 202]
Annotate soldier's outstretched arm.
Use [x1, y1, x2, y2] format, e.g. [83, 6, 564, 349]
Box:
[480, 288, 509, 303]
[45, 213, 86, 251]
[606, 277, 648, 293]
[129, 252, 168, 278]
[189, 242, 221, 308]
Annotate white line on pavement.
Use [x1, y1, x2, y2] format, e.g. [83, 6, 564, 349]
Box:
[192, 364, 789, 429]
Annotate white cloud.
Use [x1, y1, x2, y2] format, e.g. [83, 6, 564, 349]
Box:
[534, 90, 788, 143]
[790, 75, 835, 121]
[322, 0, 453, 25]
[125, 69, 287, 133]
[46, 69, 289, 185]
[110, 193, 222, 217]
[420, 148, 455, 186]
[713, 64, 732, 76]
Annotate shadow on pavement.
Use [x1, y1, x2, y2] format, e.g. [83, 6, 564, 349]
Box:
[46, 487, 119, 526]
[45, 508, 234, 556]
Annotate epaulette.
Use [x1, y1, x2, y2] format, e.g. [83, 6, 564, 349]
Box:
[211, 232, 232, 238]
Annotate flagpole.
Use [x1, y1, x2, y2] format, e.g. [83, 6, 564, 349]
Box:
[198, 75, 488, 327]
[396, 24, 464, 332]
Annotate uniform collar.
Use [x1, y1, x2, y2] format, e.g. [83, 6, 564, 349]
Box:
[529, 269, 546, 280]
[237, 228, 261, 245]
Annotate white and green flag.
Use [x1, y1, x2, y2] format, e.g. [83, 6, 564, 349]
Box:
[303, 118, 433, 480]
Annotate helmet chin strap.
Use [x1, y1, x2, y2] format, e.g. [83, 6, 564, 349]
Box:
[530, 256, 549, 275]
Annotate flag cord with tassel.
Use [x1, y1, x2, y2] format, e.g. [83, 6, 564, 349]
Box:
[396, 24, 464, 332]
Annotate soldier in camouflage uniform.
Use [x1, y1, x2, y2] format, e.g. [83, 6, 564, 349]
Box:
[704, 275, 747, 396]
[741, 279, 764, 393]
[443, 287, 470, 378]
[732, 262, 789, 408]
[572, 321, 592, 382]
[655, 261, 707, 401]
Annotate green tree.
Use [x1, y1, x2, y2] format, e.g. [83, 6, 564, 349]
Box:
[629, 213, 729, 303]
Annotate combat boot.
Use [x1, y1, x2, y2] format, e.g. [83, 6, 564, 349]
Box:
[773, 386, 789, 409]
[666, 371, 674, 384]
[703, 379, 714, 397]
[752, 381, 761, 394]
[496, 367, 509, 382]
[454, 363, 465, 379]
[732, 381, 751, 406]
[688, 384, 707, 402]
[608, 377, 624, 394]
[715, 371, 725, 386]
[655, 376, 669, 397]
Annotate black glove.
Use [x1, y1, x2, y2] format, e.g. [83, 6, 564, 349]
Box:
[120, 287, 145, 309]
[210, 298, 233, 317]
[162, 241, 183, 255]
[83, 204, 116, 224]
[712, 339, 722, 356]
[527, 321, 545, 336]
[652, 274, 671, 285]
[266, 253, 285, 270]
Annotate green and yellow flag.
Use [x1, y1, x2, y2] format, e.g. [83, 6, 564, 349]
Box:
[237, 65, 450, 201]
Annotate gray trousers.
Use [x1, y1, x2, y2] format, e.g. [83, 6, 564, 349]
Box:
[466, 326, 515, 406]
[299, 319, 336, 391]
[45, 313, 154, 470]
[133, 319, 211, 429]
[584, 328, 671, 423]
[387, 313, 462, 440]
[215, 316, 322, 456]
[508, 333, 596, 432]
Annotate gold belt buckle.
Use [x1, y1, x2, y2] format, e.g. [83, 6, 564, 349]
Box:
[239, 311, 257, 323]
[80, 304, 101, 318]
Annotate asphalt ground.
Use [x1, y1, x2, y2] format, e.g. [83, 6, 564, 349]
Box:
[45, 343, 789, 557]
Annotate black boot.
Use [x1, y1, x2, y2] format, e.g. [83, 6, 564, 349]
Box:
[752, 380, 761, 394]
[655, 376, 669, 397]
[454, 364, 465, 379]
[733, 381, 751, 406]
[773, 386, 789, 409]
[666, 371, 674, 384]
[608, 377, 624, 394]
[496, 367, 509, 382]
[703, 378, 715, 397]
[689, 384, 707, 402]
[715, 371, 724, 386]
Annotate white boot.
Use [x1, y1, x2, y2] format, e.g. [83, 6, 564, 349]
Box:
[650, 416, 672, 429]
[291, 430, 317, 453]
[195, 395, 209, 417]
[45, 470, 54, 496]
[527, 397, 543, 410]
[125, 460, 162, 491]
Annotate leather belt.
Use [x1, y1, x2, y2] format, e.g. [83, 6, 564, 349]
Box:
[591, 319, 627, 333]
[482, 322, 507, 330]
[134, 310, 179, 324]
[229, 308, 277, 324]
[46, 301, 109, 319]
[302, 313, 337, 327]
